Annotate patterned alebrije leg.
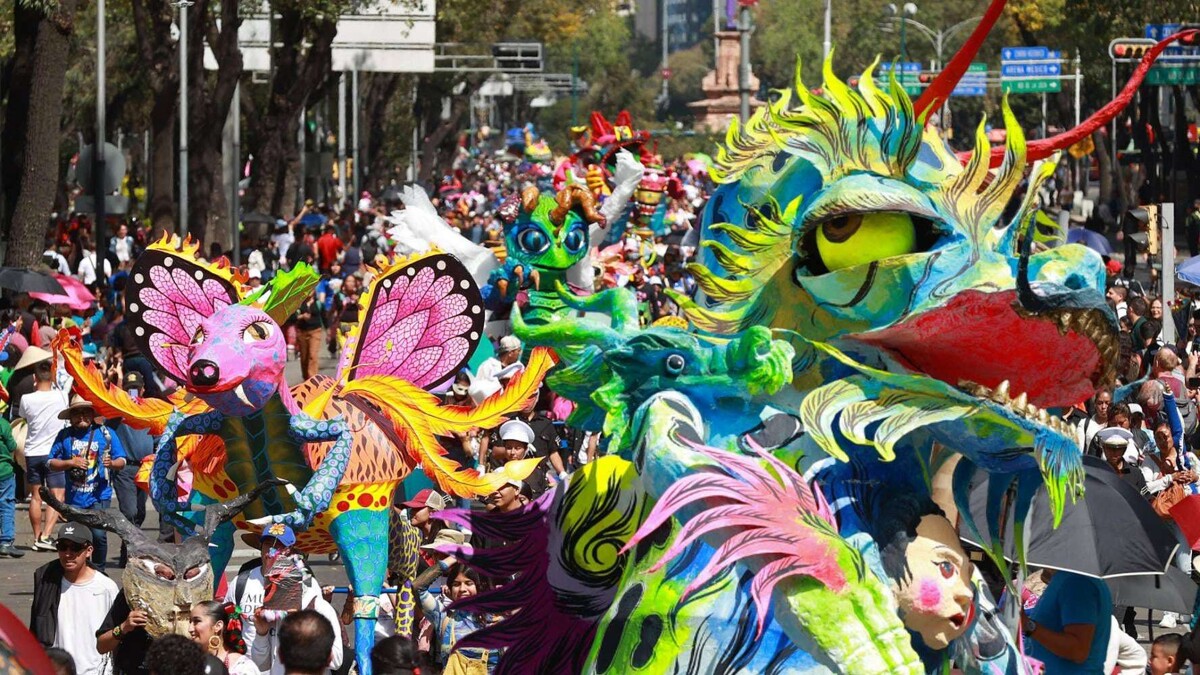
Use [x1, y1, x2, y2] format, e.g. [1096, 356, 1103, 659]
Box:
[330, 507, 388, 675]
[271, 413, 352, 529]
[395, 581, 415, 638]
[150, 411, 226, 513]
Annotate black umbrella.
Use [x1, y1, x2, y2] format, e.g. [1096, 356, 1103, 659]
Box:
[0, 267, 66, 295]
[962, 456, 1179, 578]
[1107, 566, 1198, 614]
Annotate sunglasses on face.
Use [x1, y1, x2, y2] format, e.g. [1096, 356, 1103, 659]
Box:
[57, 542, 87, 554]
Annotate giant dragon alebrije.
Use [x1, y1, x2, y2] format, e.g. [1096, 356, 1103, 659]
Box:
[424, 5, 1196, 674]
[54, 240, 554, 675]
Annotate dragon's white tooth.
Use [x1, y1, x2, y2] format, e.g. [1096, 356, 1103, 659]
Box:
[1013, 392, 1028, 410]
[1038, 409, 1050, 423]
[993, 380, 1010, 401]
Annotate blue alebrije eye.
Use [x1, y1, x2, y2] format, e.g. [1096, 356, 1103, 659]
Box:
[518, 228, 550, 254]
[564, 226, 586, 253]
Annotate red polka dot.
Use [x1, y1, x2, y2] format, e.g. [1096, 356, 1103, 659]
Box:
[213, 484, 228, 498]
[336, 501, 350, 512]
[376, 497, 386, 507]
[224, 480, 237, 493]
[357, 493, 373, 507]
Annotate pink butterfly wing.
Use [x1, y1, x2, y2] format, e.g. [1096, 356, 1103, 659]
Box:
[344, 253, 484, 388]
[125, 249, 242, 382]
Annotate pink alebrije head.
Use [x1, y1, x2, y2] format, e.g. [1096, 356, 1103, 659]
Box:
[186, 304, 287, 415]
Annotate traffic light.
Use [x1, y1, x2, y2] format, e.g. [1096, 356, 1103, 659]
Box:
[1109, 38, 1155, 60]
[918, 72, 933, 84]
[491, 43, 542, 72]
[1179, 25, 1200, 46]
[848, 76, 860, 87]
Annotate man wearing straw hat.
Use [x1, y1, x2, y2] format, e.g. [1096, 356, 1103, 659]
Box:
[47, 395, 127, 572]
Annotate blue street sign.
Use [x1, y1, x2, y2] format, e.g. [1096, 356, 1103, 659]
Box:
[1148, 23, 1184, 40]
[951, 86, 987, 97]
[1001, 63, 1061, 77]
[879, 62, 921, 73]
[1002, 46, 1048, 61]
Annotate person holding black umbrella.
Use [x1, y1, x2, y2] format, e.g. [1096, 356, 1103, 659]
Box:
[1022, 569, 1112, 673]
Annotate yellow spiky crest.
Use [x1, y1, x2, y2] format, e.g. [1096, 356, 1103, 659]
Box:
[712, 54, 925, 185]
[146, 232, 250, 289]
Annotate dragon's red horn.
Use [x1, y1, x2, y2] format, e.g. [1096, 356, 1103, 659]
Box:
[913, 0, 1007, 120]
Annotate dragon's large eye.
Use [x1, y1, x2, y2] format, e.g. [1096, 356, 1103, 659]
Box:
[242, 321, 273, 344]
[665, 353, 686, 375]
[192, 328, 206, 345]
[517, 227, 550, 254]
[563, 225, 586, 254]
[814, 212, 917, 272]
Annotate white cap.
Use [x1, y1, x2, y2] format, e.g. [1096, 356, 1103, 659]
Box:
[1098, 427, 1134, 446]
[248, 269, 262, 280]
[469, 378, 502, 405]
[499, 419, 535, 445]
[1127, 403, 1144, 416]
[498, 335, 522, 353]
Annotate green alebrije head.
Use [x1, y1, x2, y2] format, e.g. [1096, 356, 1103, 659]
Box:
[505, 196, 590, 274]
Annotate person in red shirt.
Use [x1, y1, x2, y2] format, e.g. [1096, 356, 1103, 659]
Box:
[316, 224, 344, 274]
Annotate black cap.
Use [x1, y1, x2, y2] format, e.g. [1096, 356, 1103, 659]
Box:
[57, 523, 93, 546]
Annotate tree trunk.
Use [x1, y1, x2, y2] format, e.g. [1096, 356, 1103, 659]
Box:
[244, 6, 335, 218]
[147, 90, 177, 238]
[419, 97, 470, 184]
[7, 0, 81, 267]
[1094, 130, 1113, 213]
[363, 73, 404, 187]
[130, 0, 181, 239]
[1, 2, 38, 238]
[186, 0, 242, 249]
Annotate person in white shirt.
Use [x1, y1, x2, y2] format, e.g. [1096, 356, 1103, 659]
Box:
[227, 525, 343, 675]
[76, 235, 112, 286]
[473, 335, 522, 384]
[48, 524, 119, 675]
[272, 220, 295, 262]
[43, 243, 70, 276]
[109, 224, 134, 264]
[18, 360, 70, 550]
[1103, 616, 1147, 674]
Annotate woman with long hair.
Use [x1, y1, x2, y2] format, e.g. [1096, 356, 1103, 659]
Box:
[189, 600, 258, 675]
[417, 558, 499, 673]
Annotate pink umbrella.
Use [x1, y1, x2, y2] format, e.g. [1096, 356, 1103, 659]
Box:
[29, 274, 97, 311]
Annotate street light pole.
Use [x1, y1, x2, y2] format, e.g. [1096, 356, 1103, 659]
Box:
[179, 0, 192, 237]
[739, 4, 752, 122]
[823, 0, 832, 61]
[95, 0, 107, 250]
[571, 42, 579, 127]
[338, 74, 346, 203]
